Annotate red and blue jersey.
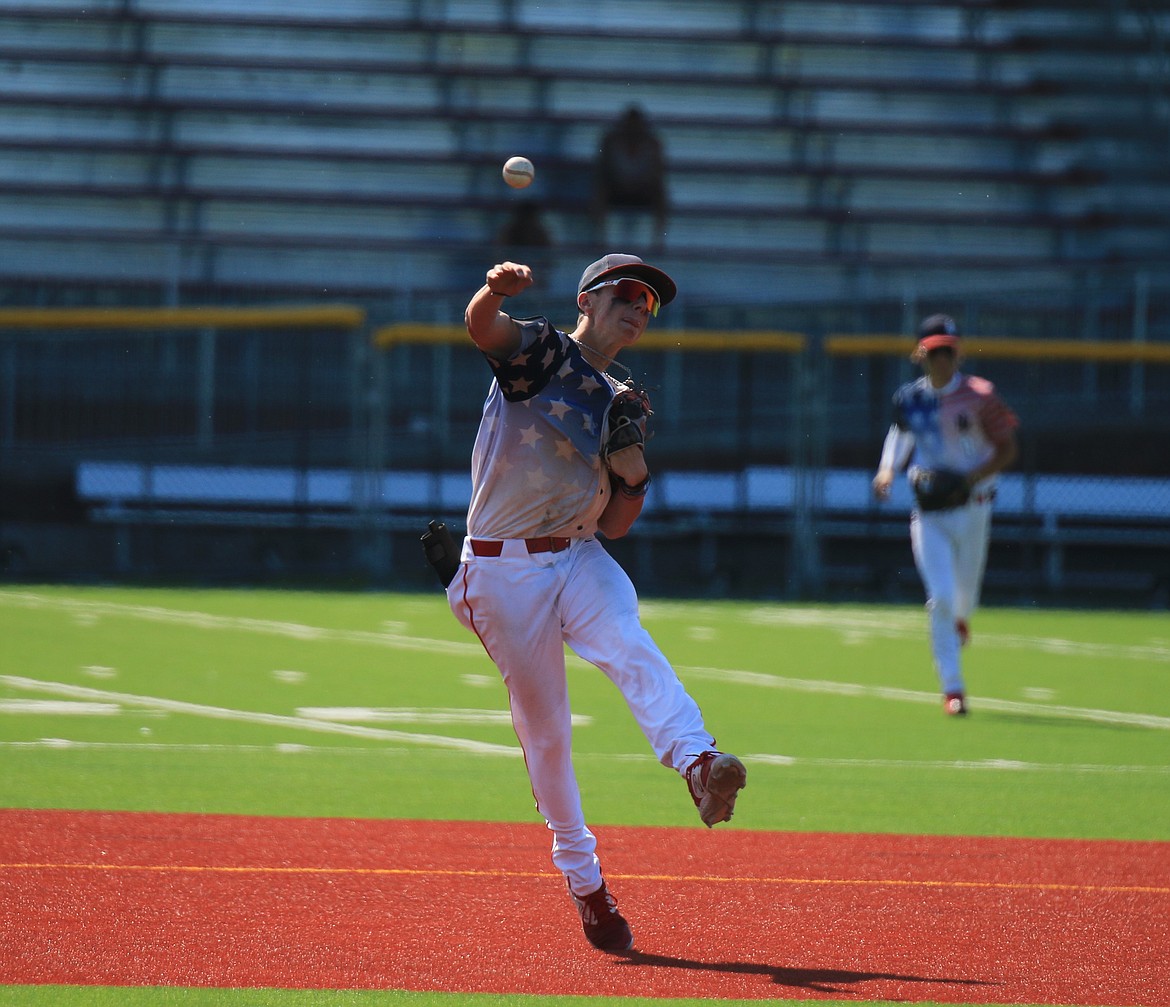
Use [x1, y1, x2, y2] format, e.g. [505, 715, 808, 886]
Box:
[892, 373, 1018, 478]
[466, 316, 624, 540]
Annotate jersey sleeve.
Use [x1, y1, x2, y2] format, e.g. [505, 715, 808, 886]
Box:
[482, 316, 569, 402]
[878, 423, 915, 473]
[890, 383, 913, 431]
[976, 384, 1019, 444]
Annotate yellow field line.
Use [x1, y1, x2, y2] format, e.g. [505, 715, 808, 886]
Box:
[4, 862, 1165, 895]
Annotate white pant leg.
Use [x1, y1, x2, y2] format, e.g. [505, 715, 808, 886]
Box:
[910, 510, 964, 695]
[559, 539, 715, 775]
[954, 501, 993, 620]
[447, 554, 602, 895]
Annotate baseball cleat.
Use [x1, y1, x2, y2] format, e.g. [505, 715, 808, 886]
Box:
[956, 619, 970, 646]
[568, 879, 634, 953]
[686, 751, 747, 828]
[944, 692, 968, 716]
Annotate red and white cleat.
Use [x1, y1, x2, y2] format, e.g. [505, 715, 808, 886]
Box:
[944, 692, 968, 716]
[685, 751, 747, 827]
[568, 879, 634, 953]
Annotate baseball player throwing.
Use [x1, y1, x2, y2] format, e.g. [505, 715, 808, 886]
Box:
[872, 314, 1019, 716]
[447, 253, 747, 953]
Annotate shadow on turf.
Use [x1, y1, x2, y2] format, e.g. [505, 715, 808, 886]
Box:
[975, 709, 1145, 732]
[615, 951, 997, 994]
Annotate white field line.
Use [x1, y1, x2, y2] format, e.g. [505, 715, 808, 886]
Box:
[677, 664, 1170, 730]
[8, 589, 1169, 664]
[2, 590, 1166, 729]
[3, 738, 1165, 778]
[0, 700, 121, 715]
[297, 706, 514, 725]
[643, 602, 1170, 663]
[0, 740, 413, 754]
[738, 605, 1170, 663]
[0, 590, 483, 657]
[745, 753, 1170, 775]
[0, 676, 520, 757]
[0, 698, 581, 728]
[296, 706, 592, 727]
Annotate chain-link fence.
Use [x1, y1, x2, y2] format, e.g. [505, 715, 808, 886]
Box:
[1, 305, 1167, 604]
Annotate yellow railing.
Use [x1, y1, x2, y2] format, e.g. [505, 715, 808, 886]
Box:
[0, 305, 366, 332]
[3, 307, 1162, 363]
[825, 334, 1170, 363]
[372, 323, 807, 353]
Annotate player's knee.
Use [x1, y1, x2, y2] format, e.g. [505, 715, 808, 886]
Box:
[926, 595, 956, 622]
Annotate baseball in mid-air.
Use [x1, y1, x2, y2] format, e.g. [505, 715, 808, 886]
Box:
[502, 155, 535, 189]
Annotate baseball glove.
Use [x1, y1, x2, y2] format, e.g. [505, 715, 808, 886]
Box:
[910, 468, 971, 511]
[420, 519, 461, 588]
[601, 386, 652, 462]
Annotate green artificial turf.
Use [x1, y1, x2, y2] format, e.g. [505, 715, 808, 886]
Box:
[2, 585, 1167, 838]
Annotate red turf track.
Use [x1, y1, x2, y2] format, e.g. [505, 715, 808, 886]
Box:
[1, 810, 1167, 1003]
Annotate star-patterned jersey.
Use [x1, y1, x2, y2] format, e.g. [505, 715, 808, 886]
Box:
[892, 372, 1019, 481]
[466, 316, 626, 540]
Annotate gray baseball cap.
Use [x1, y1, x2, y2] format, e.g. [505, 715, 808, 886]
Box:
[578, 253, 677, 306]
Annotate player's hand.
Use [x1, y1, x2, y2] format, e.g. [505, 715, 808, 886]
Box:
[485, 261, 534, 297]
[607, 443, 648, 487]
[872, 470, 894, 500]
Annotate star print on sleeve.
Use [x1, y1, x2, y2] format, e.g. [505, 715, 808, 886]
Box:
[901, 385, 938, 435]
[483, 317, 568, 402]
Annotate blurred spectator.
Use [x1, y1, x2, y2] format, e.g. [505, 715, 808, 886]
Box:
[591, 104, 669, 248]
[497, 199, 552, 251]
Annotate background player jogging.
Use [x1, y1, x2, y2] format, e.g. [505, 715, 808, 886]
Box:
[446, 252, 747, 953]
[872, 314, 1020, 716]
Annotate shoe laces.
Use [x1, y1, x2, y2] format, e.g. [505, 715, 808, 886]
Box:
[575, 884, 619, 925]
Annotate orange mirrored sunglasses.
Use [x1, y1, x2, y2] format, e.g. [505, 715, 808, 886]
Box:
[585, 277, 661, 316]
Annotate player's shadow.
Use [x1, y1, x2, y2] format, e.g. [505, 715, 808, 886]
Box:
[616, 950, 997, 994]
[976, 710, 1144, 733]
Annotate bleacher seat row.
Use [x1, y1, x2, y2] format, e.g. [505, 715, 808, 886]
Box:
[0, 0, 1166, 304]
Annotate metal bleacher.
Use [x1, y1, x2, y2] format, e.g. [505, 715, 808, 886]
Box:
[0, 0, 1167, 309]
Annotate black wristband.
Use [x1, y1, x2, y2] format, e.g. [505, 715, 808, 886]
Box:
[613, 472, 651, 499]
[486, 287, 509, 297]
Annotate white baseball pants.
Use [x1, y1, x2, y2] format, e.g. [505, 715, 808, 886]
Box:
[910, 500, 992, 695]
[447, 536, 715, 895]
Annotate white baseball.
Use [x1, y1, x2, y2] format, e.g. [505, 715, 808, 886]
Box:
[502, 155, 535, 189]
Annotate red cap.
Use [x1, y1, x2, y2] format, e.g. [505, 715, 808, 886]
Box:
[917, 313, 960, 350]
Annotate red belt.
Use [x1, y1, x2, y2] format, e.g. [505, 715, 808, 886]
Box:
[470, 537, 572, 557]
